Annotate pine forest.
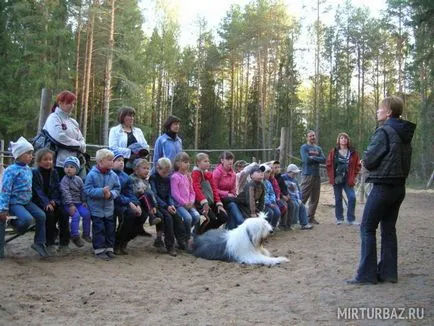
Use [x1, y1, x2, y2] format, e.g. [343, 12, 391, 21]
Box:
[0, 0, 432, 183]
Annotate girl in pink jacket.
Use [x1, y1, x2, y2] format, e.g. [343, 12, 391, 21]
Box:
[171, 152, 202, 240]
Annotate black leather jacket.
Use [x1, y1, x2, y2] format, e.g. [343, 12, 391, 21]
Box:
[364, 118, 416, 185]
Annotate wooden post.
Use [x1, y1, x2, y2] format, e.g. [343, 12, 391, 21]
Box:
[279, 127, 288, 168]
[38, 88, 53, 132]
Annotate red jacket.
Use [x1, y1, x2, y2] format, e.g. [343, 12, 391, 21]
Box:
[212, 164, 237, 198]
[326, 148, 361, 187]
[192, 167, 222, 206]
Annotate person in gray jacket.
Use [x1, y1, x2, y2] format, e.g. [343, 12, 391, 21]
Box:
[59, 156, 91, 248]
[84, 149, 120, 260]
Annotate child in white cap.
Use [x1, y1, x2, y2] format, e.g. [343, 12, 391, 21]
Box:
[0, 137, 49, 257]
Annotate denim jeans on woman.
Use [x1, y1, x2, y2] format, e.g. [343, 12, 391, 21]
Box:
[355, 184, 405, 283]
[9, 202, 46, 245]
[333, 182, 356, 222]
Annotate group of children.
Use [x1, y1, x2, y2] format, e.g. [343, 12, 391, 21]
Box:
[0, 137, 311, 261]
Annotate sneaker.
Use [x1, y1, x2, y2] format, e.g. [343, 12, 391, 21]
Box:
[137, 229, 153, 237]
[31, 243, 50, 257]
[150, 217, 162, 226]
[46, 245, 58, 256]
[336, 220, 344, 225]
[95, 252, 110, 260]
[153, 237, 164, 248]
[82, 235, 92, 243]
[167, 248, 177, 257]
[348, 221, 360, 225]
[300, 223, 313, 230]
[106, 251, 116, 259]
[199, 215, 207, 225]
[283, 225, 293, 231]
[309, 217, 320, 225]
[196, 215, 209, 234]
[58, 245, 72, 254]
[71, 236, 84, 248]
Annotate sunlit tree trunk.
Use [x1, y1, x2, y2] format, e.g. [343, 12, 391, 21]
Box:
[102, 0, 115, 145]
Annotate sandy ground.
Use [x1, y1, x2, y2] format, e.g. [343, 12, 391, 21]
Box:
[0, 184, 433, 326]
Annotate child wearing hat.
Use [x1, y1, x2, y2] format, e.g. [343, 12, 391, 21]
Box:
[236, 164, 266, 218]
[59, 156, 91, 248]
[32, 148, 71, 255]
[282, 164, 313, 230]
[0, 137, 49, 257]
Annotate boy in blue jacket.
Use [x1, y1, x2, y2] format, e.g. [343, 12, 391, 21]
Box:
[112, 151, 142, 255]
[84, 149, 120, 260]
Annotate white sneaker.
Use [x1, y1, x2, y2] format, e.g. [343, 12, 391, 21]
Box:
[301, 223, 313, 230]
[348, 221, 360, 225]
[336, 220, 344, 225]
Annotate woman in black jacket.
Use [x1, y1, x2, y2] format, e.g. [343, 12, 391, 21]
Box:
[347, 96, 416, 285]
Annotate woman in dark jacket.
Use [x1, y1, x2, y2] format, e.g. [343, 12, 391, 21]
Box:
[326, 132, 361, 225]
[347, 96, 416, 285]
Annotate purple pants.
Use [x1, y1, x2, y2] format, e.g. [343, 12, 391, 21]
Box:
[65, 203, 91, 238]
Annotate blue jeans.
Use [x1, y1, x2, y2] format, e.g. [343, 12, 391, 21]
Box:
[355, 184, 405, 282]
[224, 201, 245, 229]
[265, 204, 281, 228]
[333, 183, 356, 222]
[91, 215, 115, 254]
[9, 202, 46, 245]
[176, 206, 200, 239]
[289, 199, 309, 226]
[66, 203, 91, 238]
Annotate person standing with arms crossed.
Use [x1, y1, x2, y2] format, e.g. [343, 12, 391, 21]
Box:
[300, 130, 326, 225]
[347, 96, 415, 285]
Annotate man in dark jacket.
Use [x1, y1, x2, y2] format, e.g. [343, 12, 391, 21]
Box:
[347, 96, 416, 285]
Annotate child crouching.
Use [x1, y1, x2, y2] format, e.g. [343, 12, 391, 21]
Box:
[84, 149, 120, 260]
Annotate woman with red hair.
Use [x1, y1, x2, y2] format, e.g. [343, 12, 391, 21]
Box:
[326, 132, 361, 225]
[43, 91, 86, 178]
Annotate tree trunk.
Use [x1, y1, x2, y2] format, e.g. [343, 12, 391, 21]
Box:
[81, 0, 97, 140]
[102, 0, 116, 146]
[74, 1, 83, 120]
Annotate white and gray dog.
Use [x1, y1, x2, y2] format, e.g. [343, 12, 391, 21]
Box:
[191, 212, 289, 266]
